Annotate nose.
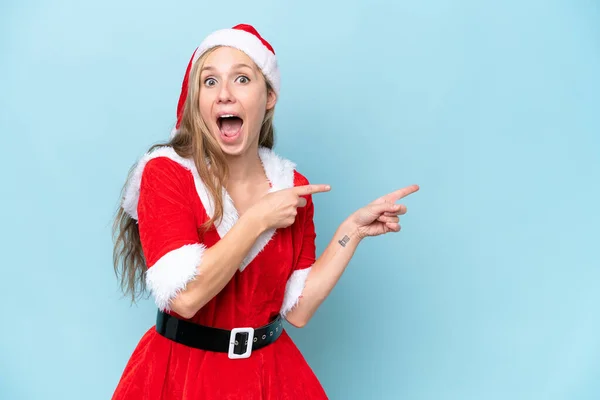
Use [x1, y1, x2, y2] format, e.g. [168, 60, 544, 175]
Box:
[217, 81, 235, 104]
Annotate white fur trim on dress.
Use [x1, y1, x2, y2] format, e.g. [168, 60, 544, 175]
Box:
[121, 146, 296, 272]
[280, 267, 312, 317]
[196, 28, 280, 95]
[121, 146, 198, 221]
[145, 243, 206, 311]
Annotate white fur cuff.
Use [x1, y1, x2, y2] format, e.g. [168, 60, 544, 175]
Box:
[280, 267, 312, 317]
[145, 243, 206, 311]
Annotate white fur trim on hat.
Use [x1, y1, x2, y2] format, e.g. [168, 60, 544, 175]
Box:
[196, 28, 280, 95]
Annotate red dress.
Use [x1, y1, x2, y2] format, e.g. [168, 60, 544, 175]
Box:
[112, 146, 328, 399]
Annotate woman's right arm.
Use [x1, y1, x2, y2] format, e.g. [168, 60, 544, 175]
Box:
[137, 158, 264, 319]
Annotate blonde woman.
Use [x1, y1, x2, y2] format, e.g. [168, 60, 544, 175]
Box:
[111, 23, 419, 399]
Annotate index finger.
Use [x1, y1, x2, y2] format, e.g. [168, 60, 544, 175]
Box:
[293, 184, 331, 196]
[377, 184, 420, 203]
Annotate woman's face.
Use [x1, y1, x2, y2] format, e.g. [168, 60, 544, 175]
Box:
[199, 46, 276, 157]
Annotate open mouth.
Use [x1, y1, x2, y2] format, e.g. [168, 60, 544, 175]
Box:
[217, 114, 244, 138]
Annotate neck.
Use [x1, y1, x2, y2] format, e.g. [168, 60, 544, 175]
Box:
[224, 146, 265, 184]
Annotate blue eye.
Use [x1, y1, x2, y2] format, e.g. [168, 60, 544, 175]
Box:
[204, 78, 217, 87]
[236, 76, 250, 84]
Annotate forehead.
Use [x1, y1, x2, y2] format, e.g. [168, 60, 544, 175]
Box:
[202, 47, 257, 72]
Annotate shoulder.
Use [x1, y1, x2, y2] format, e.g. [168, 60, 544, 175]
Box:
[142, 153, 193, 184]
[121, 146, 197, 220]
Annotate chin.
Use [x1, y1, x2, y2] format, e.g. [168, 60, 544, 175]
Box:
[219, 145, 247, 157]
[215, 133, 254, 158]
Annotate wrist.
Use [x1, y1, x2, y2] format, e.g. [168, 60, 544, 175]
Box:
[339, 218, 362, 243]
[240, 209, 267, 237]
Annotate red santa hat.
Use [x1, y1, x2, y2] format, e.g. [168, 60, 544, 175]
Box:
[172, 24, 279, 137]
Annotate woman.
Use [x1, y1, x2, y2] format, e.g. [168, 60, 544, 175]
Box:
[112, 23, 418, 399]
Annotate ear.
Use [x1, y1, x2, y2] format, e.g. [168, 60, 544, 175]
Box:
[266, 89, 277, 110]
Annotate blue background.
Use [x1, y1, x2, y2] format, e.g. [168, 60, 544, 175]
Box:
[1, 0, 599, 399]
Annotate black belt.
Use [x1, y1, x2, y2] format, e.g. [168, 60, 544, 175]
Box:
[155, 310, 284, 359]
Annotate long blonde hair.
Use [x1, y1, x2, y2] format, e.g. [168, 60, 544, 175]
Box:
[112, 46, 277, 303]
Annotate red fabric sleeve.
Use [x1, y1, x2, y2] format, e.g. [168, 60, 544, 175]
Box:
[137, 157, 206, 311]
[280, 173, 317, 316]
[295, 193, 317, 271]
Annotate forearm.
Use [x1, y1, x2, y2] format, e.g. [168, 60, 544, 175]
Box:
[171, 213, 264, 318]
[285, 219, 361, 327]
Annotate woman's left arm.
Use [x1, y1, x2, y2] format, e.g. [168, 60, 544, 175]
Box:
[284, 184, 419, 328]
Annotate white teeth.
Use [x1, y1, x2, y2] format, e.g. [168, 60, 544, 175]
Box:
[221, 114, 236, 118]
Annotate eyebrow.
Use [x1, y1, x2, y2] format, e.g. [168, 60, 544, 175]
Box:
[233, 63, 253, 70]
[201, 63, 254, 73]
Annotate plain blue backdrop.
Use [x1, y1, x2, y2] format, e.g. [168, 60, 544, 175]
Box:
[1, 0, 599, 399]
